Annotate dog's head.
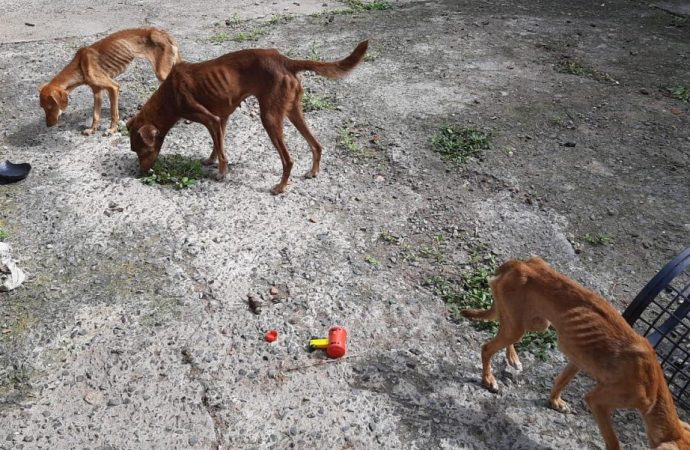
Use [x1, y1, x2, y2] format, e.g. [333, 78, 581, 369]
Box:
[38, 84, 68, 127]
[126, 115, 162, 174]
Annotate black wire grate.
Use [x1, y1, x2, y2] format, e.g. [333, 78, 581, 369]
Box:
[623, 247, 690, 410]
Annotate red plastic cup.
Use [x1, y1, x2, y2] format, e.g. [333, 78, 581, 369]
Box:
[326, 326, 347, 358]
[264, 330, 278, 342]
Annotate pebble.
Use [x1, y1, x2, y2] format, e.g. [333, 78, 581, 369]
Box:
[83, 390, 101, 405]
[188, 435, 199, 446]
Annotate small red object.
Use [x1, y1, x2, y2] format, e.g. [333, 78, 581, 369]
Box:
[264, 330, 278, 342]
[326, 326, 347, 358]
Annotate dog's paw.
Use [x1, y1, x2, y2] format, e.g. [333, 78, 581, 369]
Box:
[549, 398, 571, 414]
[103, 128, 117, 136]
[270, 184, 286, 195]
[482, 376, 499, 393]
[202, 158, 216, 167]
[214, 173, 226, 182]
[82, 128, 96, 136]
[303, 169, 318, 179]
[505, 355, 523, 372]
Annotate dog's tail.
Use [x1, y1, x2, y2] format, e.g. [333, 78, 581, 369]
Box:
[460, 306, 498, 321]
[286, 40, 368, 79]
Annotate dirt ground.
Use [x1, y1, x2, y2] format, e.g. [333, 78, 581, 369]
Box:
[0, 0, 689, 448]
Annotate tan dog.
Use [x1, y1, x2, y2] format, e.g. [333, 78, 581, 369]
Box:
[39, 28, 180, 135]
[126, 40, 368, 194]
[461, 257, 690, 450]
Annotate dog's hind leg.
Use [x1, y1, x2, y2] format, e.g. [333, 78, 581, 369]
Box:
[287, 95, 322, 179]
[549, 362, 579, 413]
[585, 384, 627, 450]
[261, 111, 292, 194]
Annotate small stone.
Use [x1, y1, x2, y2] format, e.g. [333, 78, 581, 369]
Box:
[107, 398, 121, 407]
[308, 217, 317, 223]
[563, 142, 576, 147]
[83, 390, 102, 405]
[639, 88, 649, 95]
[247, 294, 262, 315]
[188, 436, 199, 446]
[368, 422, 376, 432]
[270, 287, 279, 296]
[23, 436, 34, 442]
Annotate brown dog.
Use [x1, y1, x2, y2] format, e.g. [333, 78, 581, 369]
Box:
[461, 257, 690, 450]
[126, 40, 368, 194]
[39, 28, 180, 135]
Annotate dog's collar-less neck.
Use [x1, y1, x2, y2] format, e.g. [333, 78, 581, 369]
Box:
[143, 88, 179, 135]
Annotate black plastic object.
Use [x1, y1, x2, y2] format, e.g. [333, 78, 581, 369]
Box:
[0, 160, 31, 183]
[623, 247, 690, 410]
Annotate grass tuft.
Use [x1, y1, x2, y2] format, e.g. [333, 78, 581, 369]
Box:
[582, 233, 612, 246]
[141, 154, 202, 189]
[556, 57, 618, 83]
[669, 86, 690, 103]
[344, 0, 391, 11]
[209, 31, 231, 44]
[338, 123, 360, 153]
[365, 255, 381, 266]
[0, 228, 7, 241]
[302, 91, 335, 112]
[432, 127, 491, 163]
[231, 28, 268, 42]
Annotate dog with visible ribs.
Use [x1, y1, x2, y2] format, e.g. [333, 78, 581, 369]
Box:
[461, 257, 690, 450]
[126, 40, 368, 194]
[39, 28, 180, 135]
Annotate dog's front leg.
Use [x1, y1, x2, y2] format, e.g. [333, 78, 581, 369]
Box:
[184, 109, 226, 180]
[479, 332, 520, 392]
[82, 89, 102, 136]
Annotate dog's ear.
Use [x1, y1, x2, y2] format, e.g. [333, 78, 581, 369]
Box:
[38, 82, 48, 94]
[50, 90, 68, 109]
[138, 124, 159, 147]
[126, 116, 134, 130]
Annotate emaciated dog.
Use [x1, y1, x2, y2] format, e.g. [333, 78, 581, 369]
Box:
[461, 257, 690, 450]
[126, 40, 368, 194]
[39, 28, 180, 135]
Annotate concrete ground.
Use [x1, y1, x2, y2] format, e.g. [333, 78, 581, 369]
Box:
[0, 0, 689, 448]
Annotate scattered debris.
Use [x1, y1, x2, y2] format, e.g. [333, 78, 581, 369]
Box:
[0, 243, 25, 292]
[264, 329, 278, 342]
[247, 293, 262, 315]
[309, 326, 348, 358]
